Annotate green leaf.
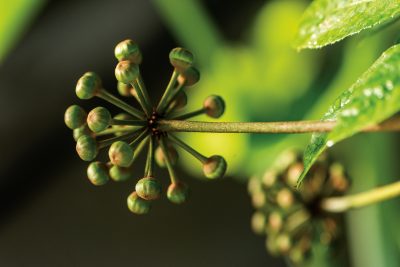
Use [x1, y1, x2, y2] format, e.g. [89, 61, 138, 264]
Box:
[298, 44, 400, 186]
[294, 0, 400, 50]
[0, 0, 45, 63]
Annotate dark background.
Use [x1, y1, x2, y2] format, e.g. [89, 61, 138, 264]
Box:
[0, 0, 284, 266]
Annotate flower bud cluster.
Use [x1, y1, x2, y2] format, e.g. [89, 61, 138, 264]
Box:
[65, 40, 228, 214]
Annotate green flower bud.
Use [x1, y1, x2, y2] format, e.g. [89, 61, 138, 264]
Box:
[177, 67, 200, 87]
[155, 145, 178, 168]
[289, 246, 305, 264]
[167, 181, 189, 204]
[276, 188, 294, 209]
[251, 190, 266, 209]
[87, 161, 109, 185]
[202, 155, 227, 179]
[276, 233, 292, 253]
[76, 135, 98, 161]
[262, 170, 277, 189]
[135, 177, 162, 200]
[115, 39, 142, 64]
[169, 47, 193, 71]
[108, 141, 133, 167]
[109, 165, 134, 182]
[329, 162, 349, 192]
[203, 95, 225, 118]
[73, 124, 93, 141]
[127, 192, 151, 215]
[268, 211, 283, 233]
[286, 162, 303, 187]
[247, 175, 262, 194]
[115, 60, 139, 84]
[64, 105, 87, 129]
[266, 235, 279, 256]
[76, 72, 101, 99]
[117, 82, 132, 97]
[87, 106, 112, 133]
[251, 211, 266, 235]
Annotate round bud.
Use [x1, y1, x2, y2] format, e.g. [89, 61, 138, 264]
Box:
[177, 67, 200, 87]
[136, 177, 162, 200]
[115, 60, 139, 84]
[276, 188, 294, 209]
[276, 234, 292, 253]
[76, 135, 98, 161]
[108, 141, 134, 167]
[262, 170, 277, 189]
[289, 246, 304, 264]
[268, 212, 283, 232]
[247, 175, 262, 194]
[202, 155, 227, 179]
[117, 82, 132, 97]
[169, 47, 193, 71]
[251, 211, 266, 235]
[127, 192, 151, 215]
[87, 107, 112, 133]
[167, 181, 189, 204]
[251, 190, 266, 209]
[87, 161, 109, 185]
[266, 236, 279, 256]
[155, 145, 178, 168]
[64, 105, 87, 129]
[76, 72, 101, 99]
[109, 165, 134, 182]
[203, 95, 225, 118]
[114, 39, 142, 64]
[286, 162, 303, 187]
[73, 124, 93, 141]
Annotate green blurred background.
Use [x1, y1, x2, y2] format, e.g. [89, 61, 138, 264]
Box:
[1, 0, 399, 266]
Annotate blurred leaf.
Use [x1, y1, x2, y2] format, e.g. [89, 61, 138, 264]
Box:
[178, 0, 320, 178]
[294, 0, 400, 50]
[0, 0, 45, 63]
[153, 0, 222, 66]
[299, 44, 400, 185]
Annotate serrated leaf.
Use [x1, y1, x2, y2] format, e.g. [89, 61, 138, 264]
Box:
[294, 0, 400, 50]
[298, 44, 400, 186]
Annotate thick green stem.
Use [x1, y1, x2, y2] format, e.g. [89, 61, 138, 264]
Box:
[321, 180, 400, 213]
[158, 117, 400, 133]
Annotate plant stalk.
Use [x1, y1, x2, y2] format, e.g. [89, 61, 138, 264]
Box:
[321, 180, 400, 213]
[158, 116, 400, 133]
